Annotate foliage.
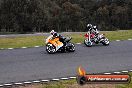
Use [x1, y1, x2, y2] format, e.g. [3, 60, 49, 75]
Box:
[0, 0, 132, 32]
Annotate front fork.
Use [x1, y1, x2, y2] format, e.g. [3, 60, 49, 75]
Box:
[88, 31, 91, 42]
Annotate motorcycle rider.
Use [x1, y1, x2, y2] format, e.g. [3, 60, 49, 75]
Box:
[50, 30, 66, 44]
[86, 24, 93, 31]
[87, 24, 100, 42]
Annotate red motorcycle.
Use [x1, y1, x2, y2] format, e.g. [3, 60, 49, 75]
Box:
[84, 31, 110, 47]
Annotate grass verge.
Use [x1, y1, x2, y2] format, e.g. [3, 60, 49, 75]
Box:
[0, 36, 46, 48]
[116, 72, 132, 88]
[0, 30, 132, 49]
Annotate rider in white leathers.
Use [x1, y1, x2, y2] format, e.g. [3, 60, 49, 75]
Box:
[87, 24, 100, 42]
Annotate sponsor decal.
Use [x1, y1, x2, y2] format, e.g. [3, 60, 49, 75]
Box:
[77, 67, 131, 85]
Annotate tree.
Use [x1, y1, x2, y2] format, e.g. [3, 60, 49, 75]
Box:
[0, 0, 131, 32]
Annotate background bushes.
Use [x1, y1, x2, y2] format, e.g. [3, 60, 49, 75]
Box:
[0, 0, 132, 33]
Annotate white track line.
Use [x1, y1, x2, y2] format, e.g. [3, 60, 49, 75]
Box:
[22, 47, 27, 49]
[104, 73, 111, 74]
[0, 48, 4, 49]
[32, 80, 40, 83]
[34, 46, 40, 48]
[114, 72, 121, 74]
[116, 40, 120, 41]
[60, 78, 69, 80]
[128, 39, 132, 40]
[0, 85, 3, 87]
[51, 79, 60, 81]
[23, 81, 32, 84]
[4, 84, 12, 86]
[14, 83, 23, 85]
[41, 80, 49, 82]
[122, 71, 129, 73]
[69, 77, 76, 79]
[76, 43, 81, 44]
[8, 48, 13, 50]
[129, 70, 132, 72]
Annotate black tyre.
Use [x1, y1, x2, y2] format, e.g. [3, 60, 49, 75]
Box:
[68, 43, 75, 52]
[101, 38, 110, 46]
[76, 76, 87, 85]
[46, 44, 56, 54]
[84, 39, 92, 47]
[59, 47, 66, 53]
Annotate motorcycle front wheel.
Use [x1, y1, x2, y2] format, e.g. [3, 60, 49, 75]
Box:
[84, 39, 93, 47]
[46, 44, 56, 54]
[68, 43, 75, 52]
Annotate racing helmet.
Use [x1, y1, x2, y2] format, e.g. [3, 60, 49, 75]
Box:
[87, 24, 92, 30]
[93, 26, 97, 29]
[50, 30, 55, 35]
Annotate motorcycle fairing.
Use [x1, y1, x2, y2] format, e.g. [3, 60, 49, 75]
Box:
[84, 33, 95, 39]
[49, 37, 63, 51]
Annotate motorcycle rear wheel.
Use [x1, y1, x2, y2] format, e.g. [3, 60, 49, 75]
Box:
[101, 38, 110, 46]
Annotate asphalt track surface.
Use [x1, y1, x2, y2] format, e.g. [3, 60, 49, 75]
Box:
[0, 40, 132, 84]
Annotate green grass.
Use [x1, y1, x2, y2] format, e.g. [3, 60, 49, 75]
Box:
[0, 36, 46, 48]
[70, 30, 132, 43]
[0, 30, 132, 49]
[41, 80, 76, 88]
[104, 30, 132, 41]
[116, 72, 132, 88]
[0, 32, 35, 35]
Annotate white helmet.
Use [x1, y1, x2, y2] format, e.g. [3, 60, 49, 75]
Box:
[93, 26, 97, 29]
[50, 30, 55, 35]
[87, 24, 92, 28]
